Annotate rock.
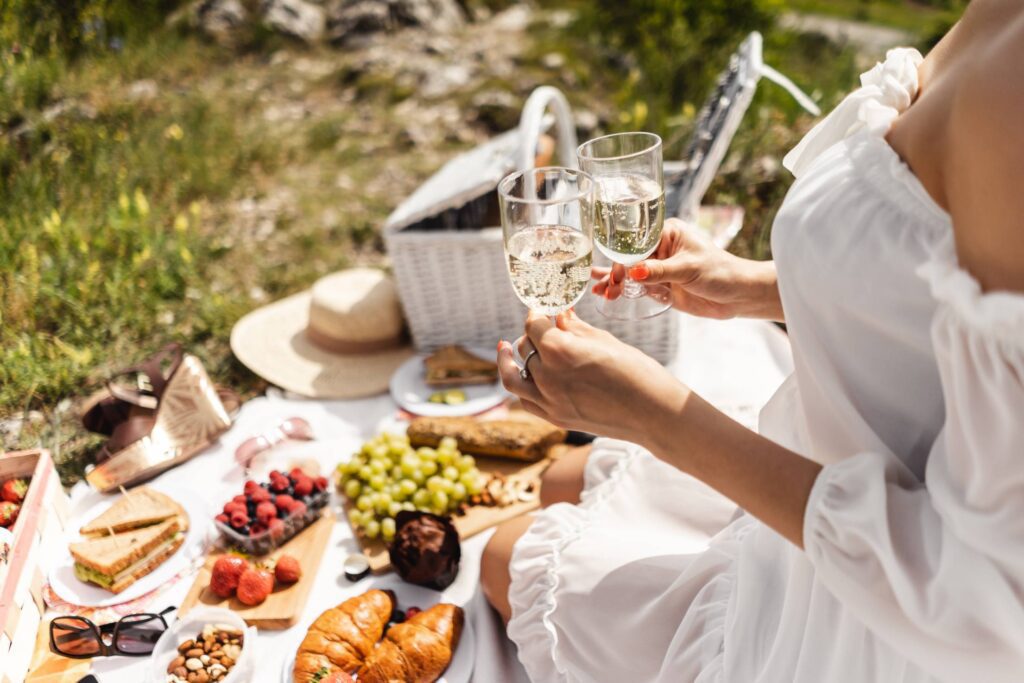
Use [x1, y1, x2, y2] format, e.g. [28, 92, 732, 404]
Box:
[541, 52, 565, 70]
[327, 0, 464, 46]
[126, 79, 159, 102]
[471, 89, 518, 132]
[573, 108, 599, 136]
[262, 0, 326, 43]
[420, 63, 473, 99]
[192, 0, 248, 43]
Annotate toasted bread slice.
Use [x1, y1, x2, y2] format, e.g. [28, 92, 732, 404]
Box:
[424, 345, 498, 387]
[70, 518, 181, 577]
[80, 487, 188, 536]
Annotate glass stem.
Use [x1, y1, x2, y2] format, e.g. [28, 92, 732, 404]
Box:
[622, 273, 646, 299]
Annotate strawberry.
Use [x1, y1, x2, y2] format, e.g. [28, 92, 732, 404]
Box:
[275, 554, 302, 584]
[0, 502, 19, 528]
[236, 567, 273, 606]
[255, 501, 277, 524]
[274, 494, 295, 512]
[293, 478, 314, 498]
[210, 555, 248, 598]
[314, 476, 329, 492]
[1, 478, 28, 504]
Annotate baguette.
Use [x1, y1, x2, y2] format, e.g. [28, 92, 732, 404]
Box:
[407, 417, 566, 462]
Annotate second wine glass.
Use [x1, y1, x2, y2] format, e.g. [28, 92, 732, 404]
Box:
[577, 132, 672, 320]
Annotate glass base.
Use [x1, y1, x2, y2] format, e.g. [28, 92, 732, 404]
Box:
[596, 283, 672, 320]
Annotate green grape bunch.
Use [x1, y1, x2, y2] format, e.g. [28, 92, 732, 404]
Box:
[336, 433, 485, 543]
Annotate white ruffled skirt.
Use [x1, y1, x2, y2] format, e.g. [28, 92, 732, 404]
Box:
[507, 439, 748, 683]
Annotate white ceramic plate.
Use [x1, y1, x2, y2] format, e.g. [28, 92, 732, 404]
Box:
[48, 484, 210, 608]
[389, 347, 507, 417]
[280, 577, 475, 683]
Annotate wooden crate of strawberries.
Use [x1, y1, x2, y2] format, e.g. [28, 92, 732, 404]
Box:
[0, 449, 72, 683]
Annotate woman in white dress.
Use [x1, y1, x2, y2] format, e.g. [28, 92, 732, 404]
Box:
[480, 2, 1024, 681]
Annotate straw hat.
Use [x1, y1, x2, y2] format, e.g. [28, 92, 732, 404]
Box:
[230, 268, 414, 399]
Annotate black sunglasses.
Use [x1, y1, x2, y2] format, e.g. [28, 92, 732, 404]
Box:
[49, 607, 174, 658]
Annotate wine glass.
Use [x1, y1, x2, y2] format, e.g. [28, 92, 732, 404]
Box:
[498, 166, 595, 319]
[577, 132, 671, 320]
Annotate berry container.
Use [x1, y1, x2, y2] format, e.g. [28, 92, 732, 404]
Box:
[214, 489, 329, 556]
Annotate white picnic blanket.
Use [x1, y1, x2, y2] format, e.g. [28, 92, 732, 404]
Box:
[58, 313, 792, 683]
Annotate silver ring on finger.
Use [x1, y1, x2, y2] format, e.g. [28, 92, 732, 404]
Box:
[520, 349, 539, 381]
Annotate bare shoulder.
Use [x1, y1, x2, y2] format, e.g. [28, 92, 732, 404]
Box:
[946, 7, 1024, 293]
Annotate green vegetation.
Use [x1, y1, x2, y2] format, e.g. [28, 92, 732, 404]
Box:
[788, 0, 964, 37]
[0, 1, 964, 483]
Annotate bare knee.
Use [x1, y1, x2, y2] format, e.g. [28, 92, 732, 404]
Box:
[481, 515, 534, 624]
[539, 445, 590, 508]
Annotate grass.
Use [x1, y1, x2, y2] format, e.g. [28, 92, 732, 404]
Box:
[787, 0, 963, 38]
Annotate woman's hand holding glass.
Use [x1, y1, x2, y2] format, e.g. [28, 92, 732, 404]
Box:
[592, 218, 784, 322]
[497, 310, 687, 445]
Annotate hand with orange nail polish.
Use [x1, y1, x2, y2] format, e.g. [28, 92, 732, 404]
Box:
[591, 218, 784, 321]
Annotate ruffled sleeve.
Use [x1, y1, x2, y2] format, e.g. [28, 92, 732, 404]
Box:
[802, 238, 1024, 682]
[783, 47, 923, 178]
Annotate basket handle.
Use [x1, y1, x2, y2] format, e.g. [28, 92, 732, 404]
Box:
[516, 86, 578, 171]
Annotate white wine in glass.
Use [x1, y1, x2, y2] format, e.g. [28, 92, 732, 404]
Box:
[498, 167, 595, 318]
[506, 226, 592, 316]
[578, 132, 671, 320]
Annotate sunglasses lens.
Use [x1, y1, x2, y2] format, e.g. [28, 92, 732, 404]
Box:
[52, 617, 101, 656]
[115, 614, 165, 654]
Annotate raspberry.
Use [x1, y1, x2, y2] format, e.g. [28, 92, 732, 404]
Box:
[250, 488, 272, 504]
[232, 494, 248, 505]
[268, 517, 286, 539]
[255, 501, 277, 524]
[293, 478, 314, 498]
[236, 568, 273, 605]
[289, 467, 305, 480]
[275, 554, 302, 584]
[314, 476, 329, 492]
[243, 480, 259, 494]
[288, 500, 307, 518]
[250, 523, 267, 536]
[270, 478, 289, 493]
[274, 494, 295, 511]
[215, 513, 230, 525]
[230, 512, 249, 528]
[406, 606, 422, 619]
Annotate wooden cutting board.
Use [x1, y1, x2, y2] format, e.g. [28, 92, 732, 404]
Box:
[352, 445, 570, 573]
[178, 509, 333, 629]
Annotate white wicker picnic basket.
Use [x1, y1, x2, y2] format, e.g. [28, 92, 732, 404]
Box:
[384, 86, 681, 363]
[383, 33, 818, 364]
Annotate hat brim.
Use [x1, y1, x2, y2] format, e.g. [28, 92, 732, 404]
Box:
[230, 291, 414, 400]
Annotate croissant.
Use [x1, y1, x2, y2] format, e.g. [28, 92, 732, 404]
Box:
[293, 589, 395, 682]
[357, 603, 465, 683]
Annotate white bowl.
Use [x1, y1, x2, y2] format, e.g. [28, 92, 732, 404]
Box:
[148, 608, 257, 683]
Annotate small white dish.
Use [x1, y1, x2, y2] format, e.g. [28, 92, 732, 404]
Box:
[280, 578, 475, 683]
[389, 347, 507, 418]
[48, 484, 210, 608]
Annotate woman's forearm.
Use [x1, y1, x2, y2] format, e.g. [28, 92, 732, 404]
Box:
[735, 258, 785, 322]
[641, 384, 820, 548]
